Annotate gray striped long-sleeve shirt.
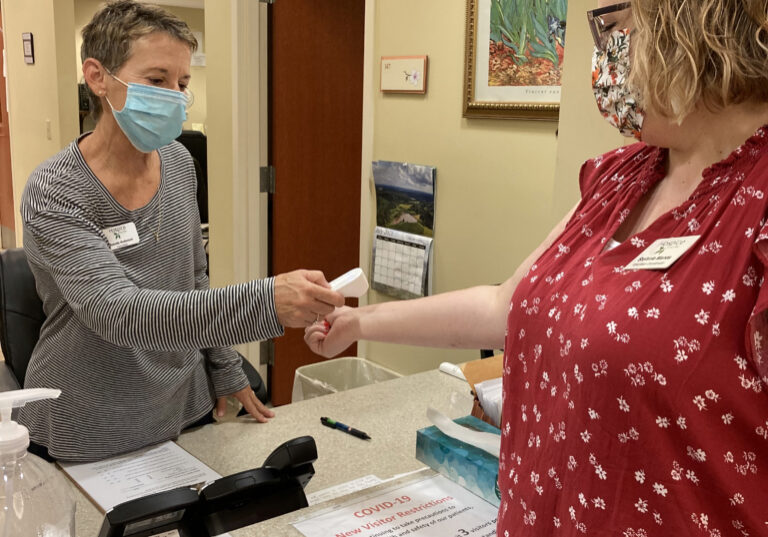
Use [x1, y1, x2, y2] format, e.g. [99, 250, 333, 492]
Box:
[18, 137, 283, 461]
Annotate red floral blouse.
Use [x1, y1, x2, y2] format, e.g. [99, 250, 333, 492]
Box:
[498, 128, 768, 537]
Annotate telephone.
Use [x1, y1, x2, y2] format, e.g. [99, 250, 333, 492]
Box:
[97, 487, 205, 537]
[199, 435, 317, 535]
[97, 436, 317, 537]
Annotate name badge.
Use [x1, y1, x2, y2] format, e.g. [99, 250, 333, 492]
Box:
[624, 235, 700, 271]
[102, 222, 140, 251]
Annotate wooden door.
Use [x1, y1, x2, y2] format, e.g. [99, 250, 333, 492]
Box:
[268, 0, 364, 405]
[0, 5, 15, 248]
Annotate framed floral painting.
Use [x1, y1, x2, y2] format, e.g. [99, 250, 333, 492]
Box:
[463, 0, 568, 120]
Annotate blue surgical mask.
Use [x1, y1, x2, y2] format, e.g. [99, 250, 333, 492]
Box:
[105, 73, 188, 153]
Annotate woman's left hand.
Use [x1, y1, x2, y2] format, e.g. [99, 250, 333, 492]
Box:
[217, 386, 275, 422]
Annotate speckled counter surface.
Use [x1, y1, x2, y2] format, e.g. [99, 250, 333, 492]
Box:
[74, 368, 472, 536]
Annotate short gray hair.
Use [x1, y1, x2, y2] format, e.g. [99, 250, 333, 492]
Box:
[81, 0, 197, 120]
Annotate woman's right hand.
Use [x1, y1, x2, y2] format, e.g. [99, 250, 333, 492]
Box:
[274, 269, 345, 328]
[304, 306, 358, 358]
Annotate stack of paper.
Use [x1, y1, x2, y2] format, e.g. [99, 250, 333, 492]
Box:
[58, 441, 221, 513]
[474, 377, 502, 428]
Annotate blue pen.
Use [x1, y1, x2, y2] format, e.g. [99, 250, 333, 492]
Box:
[320, 417, 371, 440]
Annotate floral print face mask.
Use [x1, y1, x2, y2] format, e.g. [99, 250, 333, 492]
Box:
[591, 29, 644, 140]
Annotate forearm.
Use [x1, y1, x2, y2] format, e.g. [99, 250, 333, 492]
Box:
[205, 347, 249, 396]
[25, 211, 284, 351]
[344, 204, 577, 351]
[77, 279, 283, 351]
[349, 285, 509, 350]
[194, 237, 251, 395]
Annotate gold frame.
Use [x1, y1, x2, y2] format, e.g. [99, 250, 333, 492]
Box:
[462, 0, 561, 121]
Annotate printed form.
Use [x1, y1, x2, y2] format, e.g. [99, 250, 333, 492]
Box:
[58, 441, 221, 513]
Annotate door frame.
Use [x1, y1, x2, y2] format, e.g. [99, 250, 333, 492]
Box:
[209, 0, 377, 391]
[234, 0, 269, 384]
[205, 0, 269, 385]
[0, 1, 15, 249]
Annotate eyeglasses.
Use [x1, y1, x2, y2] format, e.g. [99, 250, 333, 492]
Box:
[587, 2, 632, 50]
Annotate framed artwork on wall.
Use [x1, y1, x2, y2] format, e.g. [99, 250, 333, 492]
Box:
[463, 0, 567, 120]
[380, 55, 428, 94]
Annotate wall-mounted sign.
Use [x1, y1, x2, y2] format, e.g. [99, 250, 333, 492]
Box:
[22, 32, 34, 65]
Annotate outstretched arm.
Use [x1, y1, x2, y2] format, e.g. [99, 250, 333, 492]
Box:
[24, 210, 343, 352]
[306, 205, 577, 357]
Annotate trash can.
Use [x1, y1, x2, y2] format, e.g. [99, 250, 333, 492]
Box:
[291, 357, 402, 402]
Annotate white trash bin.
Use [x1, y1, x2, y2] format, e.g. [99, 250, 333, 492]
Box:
[291, 357, 402, 402]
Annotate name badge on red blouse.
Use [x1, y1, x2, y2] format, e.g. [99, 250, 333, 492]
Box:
[102, 222, 140, 251]
[624, 235, 700, 271]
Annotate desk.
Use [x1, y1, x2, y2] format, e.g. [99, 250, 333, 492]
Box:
[73, 368, 473, 536]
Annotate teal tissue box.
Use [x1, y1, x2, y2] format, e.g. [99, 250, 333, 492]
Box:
[415, 415, 501, 506]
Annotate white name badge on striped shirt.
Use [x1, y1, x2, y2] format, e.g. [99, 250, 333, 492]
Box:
[102, 222, 140, 250]
[624, 235, 700, 271]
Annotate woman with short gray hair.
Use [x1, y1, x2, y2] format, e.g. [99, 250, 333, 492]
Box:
[19, 0, 343, 462]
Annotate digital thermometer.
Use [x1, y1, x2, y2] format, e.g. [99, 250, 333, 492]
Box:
[329, 268, 369, 298]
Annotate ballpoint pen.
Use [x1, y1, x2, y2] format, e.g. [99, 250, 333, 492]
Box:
[320, 417, 371, 440]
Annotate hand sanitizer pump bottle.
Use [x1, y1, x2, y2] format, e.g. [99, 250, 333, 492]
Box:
[0, 388, 75, 537]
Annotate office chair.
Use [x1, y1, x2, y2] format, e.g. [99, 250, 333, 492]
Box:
[176, 130, 208, 224]
[78, 83, 91, 134]
[0, 249, 45, 391]
[0, 249, 267, 403]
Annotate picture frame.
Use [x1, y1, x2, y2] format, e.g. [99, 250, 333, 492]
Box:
[463, 0, 567, 120]
[380, 55, 428, 94]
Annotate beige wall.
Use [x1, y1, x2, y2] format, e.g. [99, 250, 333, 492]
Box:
[1, 0, 205, 248]
[553, 0, 625, 217]
[203, 0, 236, 288]
[363, 0, 560, 374]
[362, 0, 626, 374]
[73, 0, 207, 132]
[2, 0, 628, 378]
[3, 0, 79, 246]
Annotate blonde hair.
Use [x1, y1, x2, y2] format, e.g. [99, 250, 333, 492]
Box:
[81, 0, 197, 119]
[630, 0, 768, 122]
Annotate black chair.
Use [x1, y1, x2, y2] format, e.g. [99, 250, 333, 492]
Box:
[0, 249, 267, 403]
[244, 358, 268, 404]
[0, 249, 45, 391]
[176, 130, 208, 224]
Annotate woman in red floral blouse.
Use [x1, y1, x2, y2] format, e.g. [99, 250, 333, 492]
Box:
[307, 1, 768, 534]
